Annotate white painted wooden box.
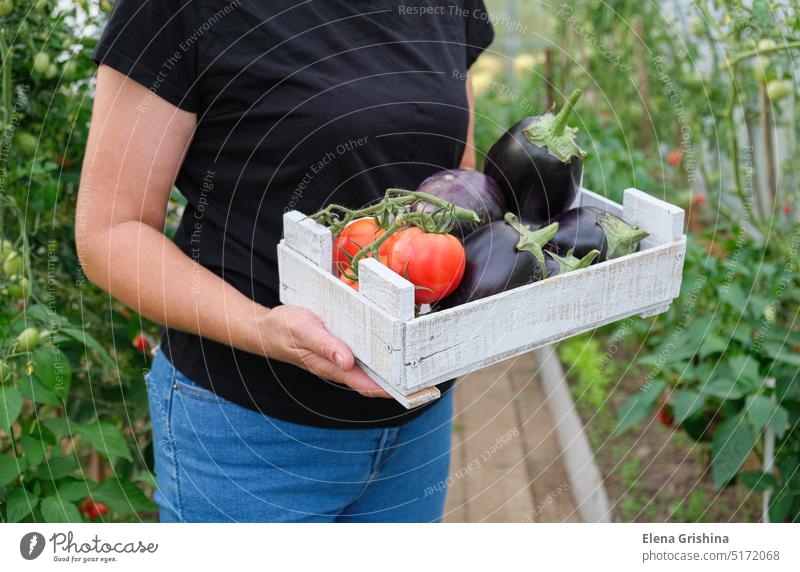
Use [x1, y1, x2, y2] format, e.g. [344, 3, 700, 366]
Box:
[278, 188, 686, 408]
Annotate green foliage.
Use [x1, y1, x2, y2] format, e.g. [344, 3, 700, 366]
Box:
[559, 333, 616, 409]
[474, 1, 800, 521]
[0, 2, 157, 523]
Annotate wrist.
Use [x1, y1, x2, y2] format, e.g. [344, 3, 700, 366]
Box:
[236, 303, 274, 357]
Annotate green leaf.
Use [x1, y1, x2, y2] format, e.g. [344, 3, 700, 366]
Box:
[719, 283, 748, 311]
[674, 390, 707, 424]
[19, 435, 47, 467]
[39, 496, 83, 523]
[59, 326, 115, 367]
[699, 377, 746, 399]
[78, 421, 132, 463]
[745, 394, 776, 433]
[0, 386, 23, 432]
[711, 414, 757, 490]
[43, 417, 73, 441]
[56, 479, 96, 503]
[730, 355, 761, 389]
[699, 336, 727, 358]
[6, 489, 38, 523]
[0, 455, 27, 486]
[35, 456, 78, 480]
[92, 477, 156, 516]
[740, 471, 777, 492]
[763, 343, 800, 367]
[615, 380, 665, 434]
[6, 488, 39, 523]
[17, 374, 60, 406]
[769, 405, 790, 439]
[768, 487, 794, 523]
[32, 347, 71, 400]
[780, 457, 800, 492]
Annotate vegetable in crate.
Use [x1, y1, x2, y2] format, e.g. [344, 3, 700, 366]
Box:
[484, 89, 586, 224]
[411, 169, 506, 238]
[546, 206, 648, 261]
[439, 213, 558, 308]
[312, 188, 479, 304]
[333, 217, 385, 273]
[544, 248, 599, 277]
[380, 227, 466, 304]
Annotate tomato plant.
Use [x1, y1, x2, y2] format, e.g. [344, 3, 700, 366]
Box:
[1, 1, 158, 523]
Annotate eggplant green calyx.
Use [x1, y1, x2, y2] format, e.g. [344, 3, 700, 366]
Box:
[548, 248, 600, 274]
[597, 213, 649, 259]
[504, 212, 559, 278]
[522, 88, 587, 163]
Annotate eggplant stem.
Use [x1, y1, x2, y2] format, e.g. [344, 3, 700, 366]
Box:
[553, 88, 583, 135]
[548, 248, 600, 274]
[504, 213, 559, 278]
[597, 213, 649, 260]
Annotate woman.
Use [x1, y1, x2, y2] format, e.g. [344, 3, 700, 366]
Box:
[77, 0, 493, 522]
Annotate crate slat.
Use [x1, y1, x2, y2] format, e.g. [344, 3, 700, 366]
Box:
[358, 258, 415, 320]
[623, 188, 685, 245]
[277, 242, 404, 386]
[402, 239, 685, 390]
[282, 210, 333, 272]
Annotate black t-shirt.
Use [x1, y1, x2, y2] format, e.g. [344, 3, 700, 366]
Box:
[92, 0, 494, 428]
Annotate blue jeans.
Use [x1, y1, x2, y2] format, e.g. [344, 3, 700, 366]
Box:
[145, 350, 453, 522]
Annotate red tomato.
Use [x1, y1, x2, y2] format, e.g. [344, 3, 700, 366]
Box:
[667, 149, 682, 167]
[657, 395, 674, 428]
[132, 333, 149, 353]
[381, 227, 465, 304]
[339, 273, 359, 291]
[333, 218, 385, 273]
[80, 499, 109, 520]
[783, 203, 792, 216]
[692, 193, 707, 208]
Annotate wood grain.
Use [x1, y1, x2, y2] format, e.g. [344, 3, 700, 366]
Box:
[282, 210, 333, 272]
[402, 239, 685, 389]
[277, 242, 404, 386]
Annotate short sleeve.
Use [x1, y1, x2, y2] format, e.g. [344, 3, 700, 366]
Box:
[464, 0, 495, 69]
[92, 0, 200, 112]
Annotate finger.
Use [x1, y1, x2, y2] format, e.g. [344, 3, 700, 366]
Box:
[296, 317, 354, 371]
[336, 365, 391, 398]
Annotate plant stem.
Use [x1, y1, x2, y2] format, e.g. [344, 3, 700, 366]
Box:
[731, 41, 800, 66]
[343, 221, 401, 280]
[552, 88, 582, 135]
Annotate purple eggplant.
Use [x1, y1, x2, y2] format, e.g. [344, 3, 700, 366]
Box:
[484, 89, 586, 225]
[412, 169, 506, 239]
[544, 248, 600, 277]
[438, 213, 558, 308]
[546, 206, 648, 261]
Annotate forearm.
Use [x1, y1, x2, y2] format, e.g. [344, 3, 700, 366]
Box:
[460, 71, 477, 169]
[80, 220, 268, 356]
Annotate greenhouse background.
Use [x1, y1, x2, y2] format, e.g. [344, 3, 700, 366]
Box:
[0, 0, 798, 524]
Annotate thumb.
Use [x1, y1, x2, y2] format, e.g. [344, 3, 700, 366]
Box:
[301, 320, 355, 371]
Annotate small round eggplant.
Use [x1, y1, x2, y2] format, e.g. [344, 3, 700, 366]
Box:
[412, 169, 506, 239]
[484, 89, 586, 225]
[438, 213, 558, 308]
[546, 206, 649, 261]
[544, 248, 600, 277]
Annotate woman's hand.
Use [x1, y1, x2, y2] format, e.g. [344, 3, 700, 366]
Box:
[259, 305, 391, 398]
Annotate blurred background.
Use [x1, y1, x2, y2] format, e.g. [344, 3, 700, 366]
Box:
[0, 1, 798, 523]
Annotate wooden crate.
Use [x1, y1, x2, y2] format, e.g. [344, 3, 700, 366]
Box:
[278, 187, 686, 408]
